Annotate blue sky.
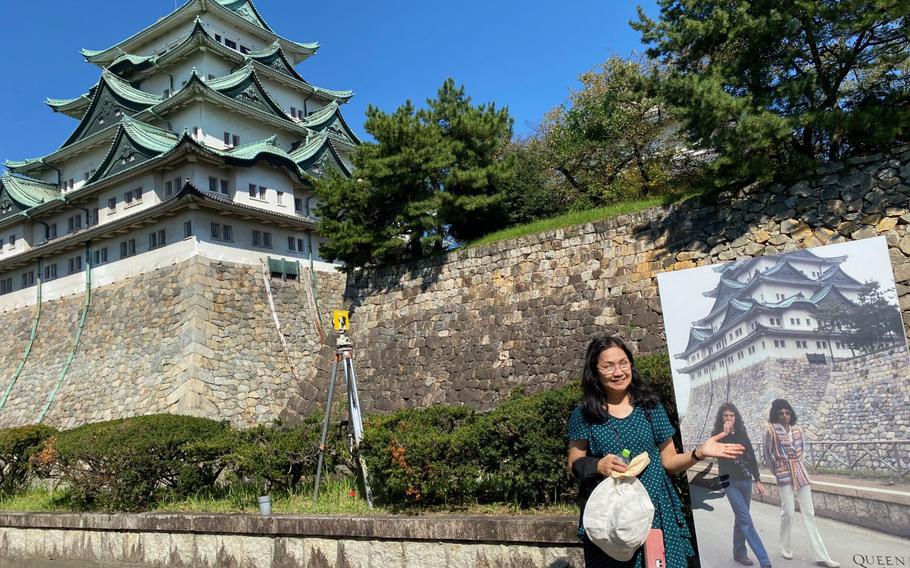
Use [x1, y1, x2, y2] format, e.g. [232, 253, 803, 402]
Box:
[0, 0, 658, 164]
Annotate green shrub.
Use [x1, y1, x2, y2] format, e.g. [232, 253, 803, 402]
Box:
[0, 424, 57, 495]
[225, 416, 324, 494]
[361, 405, 478, 505]
[48, 414, 231, 511]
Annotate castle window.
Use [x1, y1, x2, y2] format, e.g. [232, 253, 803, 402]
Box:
[49, 223, 58, 239]
[211, 223, 233, 242]
[240, 45, 250, 54]
[165, 180, 173, 196]
[295, 198, 303, 213]
[776, 293, 785, 301]
[183, 221, 193, 239]
[91, 208, 99, 226]
[209, 177, 218, 192]
[258, 186, 266, 199]
[737, 351, 743, 360]
[290, 106, 297, 118]
[108, 197, 117, 211]
[44, 263, 57, 281]
[148, 229, 166, 250]
[806, 318, 812, 326]
[0, 278, 12, 295]
[288, 236, 296, 251]
[120, 239, 136, 259]
[249, 184, 257, 198]
[297, 238, 305, 252]
[252, 230, 272, 249]
[277, 191, 284, 206]
[225, 39, 237, 50]
[124, 187, 142, 205]
[94, 248, 108, 266]
[67, 215, 82, 232]
[220, 179, 229, 195]
[796, 340, 807, 348]
[174, 177, 182, 192]
[67, 255, 83, 275]
[21, 271, 34, 288]
[215, 34, 222, 42]
[8, 234, 14, 249]
[816, 340, 828, 348]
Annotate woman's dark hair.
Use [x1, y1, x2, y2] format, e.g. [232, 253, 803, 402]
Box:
[768, 398, 798, 425]
[580, 334, 659, 423]
[712, 401, 749, 437]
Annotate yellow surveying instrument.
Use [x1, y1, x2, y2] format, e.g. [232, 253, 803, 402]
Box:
[313, 310, 373, 507]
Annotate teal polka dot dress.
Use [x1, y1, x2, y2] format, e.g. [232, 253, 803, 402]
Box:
[569, 405, 695, 568]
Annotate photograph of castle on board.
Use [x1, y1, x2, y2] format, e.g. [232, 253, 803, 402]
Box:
[656, 236, 910, 568]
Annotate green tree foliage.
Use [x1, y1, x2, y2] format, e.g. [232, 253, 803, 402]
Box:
[634, 0, 910, 183]
[0, 424, 56, 495]
[315, 79, 514, 269]
[502, 57, 695, 222]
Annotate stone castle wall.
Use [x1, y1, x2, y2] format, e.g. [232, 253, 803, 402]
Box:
[0, 256, 345, 429]
[342, 145, 910, 417]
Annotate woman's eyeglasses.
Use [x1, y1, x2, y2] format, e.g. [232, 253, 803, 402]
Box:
[598, 360, 631, 373]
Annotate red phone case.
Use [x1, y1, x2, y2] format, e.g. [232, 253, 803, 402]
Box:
[643, 528, 666, 568]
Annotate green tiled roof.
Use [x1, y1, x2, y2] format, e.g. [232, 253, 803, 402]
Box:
[289, 134, 352, 177]
[81, 0, 318, 67]
[101, 71, 163, 106]
[203, 64, 291, 119]
[121, 115, 180, 151]
[0, 174, 61, 208]
[301, 102, 360, 145]
[215, 0, 272, 31]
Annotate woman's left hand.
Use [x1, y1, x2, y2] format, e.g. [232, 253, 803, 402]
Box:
[698, 431, 745, 459]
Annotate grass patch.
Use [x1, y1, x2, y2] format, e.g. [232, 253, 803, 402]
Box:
[0, 481, 577, 516]
[0, 487, 69, 512]
[464, 193, 701, 249]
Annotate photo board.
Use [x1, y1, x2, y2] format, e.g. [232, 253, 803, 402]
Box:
[656, 236, 910, 567]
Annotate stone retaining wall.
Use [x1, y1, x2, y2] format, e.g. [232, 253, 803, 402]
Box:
[0, 513, 582, 568]
[0, 255, 346, 429]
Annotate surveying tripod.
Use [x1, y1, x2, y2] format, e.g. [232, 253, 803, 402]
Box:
[313, 329, 374, 507]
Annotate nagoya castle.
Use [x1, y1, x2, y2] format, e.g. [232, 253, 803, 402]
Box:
[0, 0, 355, 429]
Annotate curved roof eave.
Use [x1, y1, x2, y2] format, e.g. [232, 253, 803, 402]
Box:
[81, 0, 318, 68]
[0, 174, 62, 208]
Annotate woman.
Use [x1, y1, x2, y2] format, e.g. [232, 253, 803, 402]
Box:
[762, 399, 839, 568]
[567, 335, 745, 568]
[711, 402, 771, 568]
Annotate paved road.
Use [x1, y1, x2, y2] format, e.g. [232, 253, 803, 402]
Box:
[692, 489, 909, 568]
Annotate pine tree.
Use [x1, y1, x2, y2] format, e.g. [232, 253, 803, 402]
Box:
[314, 80, 514, 269]
[634, 0, 910, 183]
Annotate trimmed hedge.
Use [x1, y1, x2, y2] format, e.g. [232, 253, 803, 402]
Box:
[47, 414, 231, 511]
[0, 424, 56, 495]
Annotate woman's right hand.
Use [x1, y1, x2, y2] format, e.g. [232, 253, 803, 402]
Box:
[597, 454, 628, 476]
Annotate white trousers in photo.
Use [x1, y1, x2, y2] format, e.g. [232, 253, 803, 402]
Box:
[778, 483, 833, 562]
